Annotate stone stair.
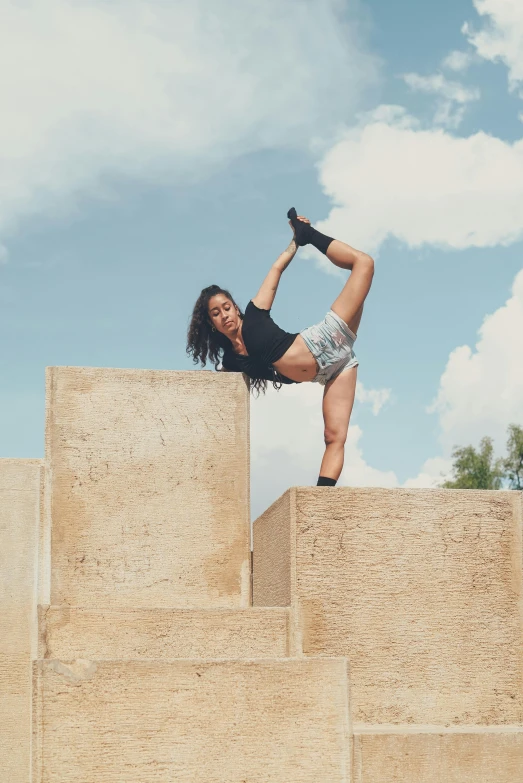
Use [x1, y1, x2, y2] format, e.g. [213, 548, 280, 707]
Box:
[38, 606, 290, 660]
[33, 658, 350, 782]
[2, 367, 350, 783]
[1, 366, 522, 782]
[253, 486, 523, 782]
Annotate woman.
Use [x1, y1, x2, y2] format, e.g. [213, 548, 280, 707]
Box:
[186, 208, 374, 487]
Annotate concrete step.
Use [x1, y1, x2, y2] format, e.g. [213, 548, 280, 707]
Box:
[353, 725, 523, 783]
[253, 487, 523, 728]
[45, 367, 250, 609]
[0, 459, 42, 783]
[33, 658, 350, 782]
[39, 606, 290, 659]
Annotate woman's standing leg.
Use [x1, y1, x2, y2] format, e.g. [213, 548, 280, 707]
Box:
[318, 366, 358, 482]
[317, 242, 373, 483]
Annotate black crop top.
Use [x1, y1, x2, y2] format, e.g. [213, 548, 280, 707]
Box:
[222, 301, 299, 385]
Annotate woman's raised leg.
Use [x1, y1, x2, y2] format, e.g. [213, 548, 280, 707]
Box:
[327, 240, 374, 336]
[287, 211, 374, 335]
[318, 366, 358, 481]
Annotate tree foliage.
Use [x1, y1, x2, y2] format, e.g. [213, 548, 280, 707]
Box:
[504, 424, 523, 490]
[442, 436, 504, 490]
[441, 425, 523, 490]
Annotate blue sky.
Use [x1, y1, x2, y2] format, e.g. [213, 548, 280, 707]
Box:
[1, 0, 523, 518]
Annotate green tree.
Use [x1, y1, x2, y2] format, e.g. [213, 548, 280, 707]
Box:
[503, 424, 523, 490]
[442, 436, 504, 490]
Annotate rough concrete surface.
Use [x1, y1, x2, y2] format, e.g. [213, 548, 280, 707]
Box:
[39, 606, 289, 659]
[46, 367, 250, 609]
[253, 487, 523, 726]
[0, 459, 43, 783]
[353, 727, 523, 782]
[33, 658, 350, 782]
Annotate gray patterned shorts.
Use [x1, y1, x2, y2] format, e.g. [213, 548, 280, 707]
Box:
[300, 310, 359, 385]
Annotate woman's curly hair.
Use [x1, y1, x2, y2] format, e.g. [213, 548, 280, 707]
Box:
[186, 285, 269, 396]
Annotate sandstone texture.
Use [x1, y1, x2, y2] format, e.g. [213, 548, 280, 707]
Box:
[253, 487, 523, 726]
[33, 658, 350, 782]
[353, 728, 523, 783]
[0, 459, 43, 783]
[46, 367, 250, 609]
[39, 606, 289, 659]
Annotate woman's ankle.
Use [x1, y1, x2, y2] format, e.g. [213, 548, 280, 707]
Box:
[317, 476, 337, 486]
[287, 208, 334, 254]
[309, 226, 334, 255]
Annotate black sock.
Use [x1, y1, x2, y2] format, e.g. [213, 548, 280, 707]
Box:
[317, 476, 337, 486]
[287, 207, 334, 255]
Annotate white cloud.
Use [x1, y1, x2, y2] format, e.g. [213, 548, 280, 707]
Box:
[465, 0, 523, 92]
[251, 378, 392, 458]
[409, 266, 523, 486]
[429, 267, 523, 454]
[0, 0, 377, 241]
[249, 371, 453, 512]
[250, 383, 324, 517]
[0, 246, 8, 265]
[307, 106, 523, 258]
[356, 383, 391, 415]
[250, 379, 396, 516]
[339, 425, 398, 487]
[336, 429, 450, 490]
[352, 266, 523, 492]
[251, 382, 323, 463]
[402, 72, 480, 128]
[402, 74, 477, 104]
[403, 457, 452, 488]
[442, 50, 474, 72]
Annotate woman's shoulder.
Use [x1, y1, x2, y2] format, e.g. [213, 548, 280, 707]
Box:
[245, 299, 271, 318]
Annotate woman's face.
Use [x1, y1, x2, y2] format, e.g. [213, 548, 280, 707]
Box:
[208, 294, 241, 336]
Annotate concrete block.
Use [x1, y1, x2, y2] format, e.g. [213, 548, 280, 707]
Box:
[46, 367, 250, 609]
[253, 488, 523, 726]
[353, 727, 523, 782]
[33, 658, 350, 782]
[39, 606, 289, 659]
[0, 459, 42, 783]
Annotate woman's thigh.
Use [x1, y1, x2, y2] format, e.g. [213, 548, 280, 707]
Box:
[322, 366, 358, 441]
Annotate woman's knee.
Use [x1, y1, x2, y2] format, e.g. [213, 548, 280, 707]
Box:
[324, 427, 347, 447]
[358, 252, 374, 279]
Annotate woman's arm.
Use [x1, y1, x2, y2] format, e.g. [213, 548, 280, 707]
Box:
[252, 239, 298, 311]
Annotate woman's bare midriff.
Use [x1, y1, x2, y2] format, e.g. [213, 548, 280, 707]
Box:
[272, 335, 318, 383]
